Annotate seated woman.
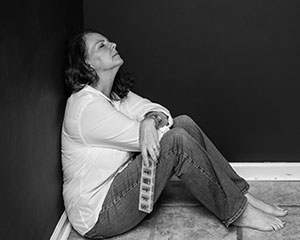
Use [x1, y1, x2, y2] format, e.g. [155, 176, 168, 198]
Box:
[61, 31, 287, 239]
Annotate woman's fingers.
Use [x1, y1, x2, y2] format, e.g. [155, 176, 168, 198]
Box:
[141, 147, 149, 167]
[142, 144, 161, 167]
[141, 144, 160, 167]
[147, 147, 157, 162]
[152, 144, 160, 159]
[139, 117, 161, 166]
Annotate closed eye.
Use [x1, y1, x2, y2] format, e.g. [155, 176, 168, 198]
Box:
[95, 39, 106, 49]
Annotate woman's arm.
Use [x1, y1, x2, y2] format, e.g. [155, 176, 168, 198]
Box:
[139, 116, 160, 166]
[81, 99, 161, 166]
[139, 109, 174, 166]
[120, 91, 173, 127]
[80, 93, 172, 165]
[121, 92, 172, 166]
[80, 99, 141, 152]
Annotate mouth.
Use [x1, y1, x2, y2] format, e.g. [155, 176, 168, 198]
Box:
[113, 52, 119, 57]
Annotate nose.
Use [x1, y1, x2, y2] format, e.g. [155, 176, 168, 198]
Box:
[110, 42, 116, 50]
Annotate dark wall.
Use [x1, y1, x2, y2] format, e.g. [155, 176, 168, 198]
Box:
[0, 1, 83, 239]
[84, 0, 300, 162]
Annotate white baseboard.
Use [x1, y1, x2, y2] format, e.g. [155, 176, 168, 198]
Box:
[170, 162, 300, 181]
[50, 211, 71, 240]
[230, 162, 300, 181]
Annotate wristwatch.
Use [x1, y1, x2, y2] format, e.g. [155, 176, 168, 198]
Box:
[148, 114, 162, 129]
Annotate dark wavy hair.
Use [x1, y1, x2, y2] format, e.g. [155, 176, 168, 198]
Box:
[64, 31, 134, 100]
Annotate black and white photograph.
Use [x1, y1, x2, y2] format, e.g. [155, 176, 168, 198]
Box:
[1, 0, 300, 239]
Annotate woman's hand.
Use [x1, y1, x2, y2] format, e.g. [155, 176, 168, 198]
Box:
[139, 117, 160, 167]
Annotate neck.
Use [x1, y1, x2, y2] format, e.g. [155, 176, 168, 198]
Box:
[93, 68, 119, 98]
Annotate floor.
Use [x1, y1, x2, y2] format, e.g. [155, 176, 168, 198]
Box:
[68, 181, 300, 240]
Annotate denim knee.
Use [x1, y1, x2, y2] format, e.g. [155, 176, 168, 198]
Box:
[164, 127, 189, 142]
[174, 115, 196, 126]
[161, 127, 193, 156]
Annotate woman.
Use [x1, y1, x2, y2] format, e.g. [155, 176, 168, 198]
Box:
[62, 31, 287, 239]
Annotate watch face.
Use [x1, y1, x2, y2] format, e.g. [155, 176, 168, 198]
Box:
[156, 115, 162, 124]
[154, 115, 162, 128]
[147, 113, 163, 128]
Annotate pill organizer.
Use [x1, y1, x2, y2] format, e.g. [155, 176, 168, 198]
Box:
[138, 159, 156, 213]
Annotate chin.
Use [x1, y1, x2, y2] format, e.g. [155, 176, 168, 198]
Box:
[117, 58, 124, 66]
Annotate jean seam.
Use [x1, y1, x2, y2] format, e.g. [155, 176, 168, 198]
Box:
[173, 148, 221, 188]
[100, 149, 174, 214]
[241, 184, 250, 195]
[171, 147, 230, 220]
[223, 196, 248, 227]
[100, 179, 140, 213]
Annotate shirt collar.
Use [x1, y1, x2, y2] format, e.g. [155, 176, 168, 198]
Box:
[84, 85, 112, 103]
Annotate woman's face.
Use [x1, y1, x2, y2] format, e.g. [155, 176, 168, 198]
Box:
[84, 32, 123, 72]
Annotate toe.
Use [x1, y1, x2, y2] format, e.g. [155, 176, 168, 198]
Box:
[282, 209, 288, 216]
[271, 224, 277, 231]
[276, 219, 285, 228]
[272, 222, 281, 231]
[276, 205, 288, 216]
[275, 220, 285, 230]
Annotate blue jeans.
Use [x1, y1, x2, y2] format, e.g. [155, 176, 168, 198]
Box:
[85, 115, 249, 239]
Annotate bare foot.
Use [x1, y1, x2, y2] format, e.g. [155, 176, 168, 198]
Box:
[232, 203, 285, 231]
[245, 193, 288, 217]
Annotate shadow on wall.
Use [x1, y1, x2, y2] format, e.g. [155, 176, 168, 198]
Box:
[0, 0, 83, 239]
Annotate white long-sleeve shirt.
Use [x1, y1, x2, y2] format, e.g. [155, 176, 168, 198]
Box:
[61, 85, 173, 235]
